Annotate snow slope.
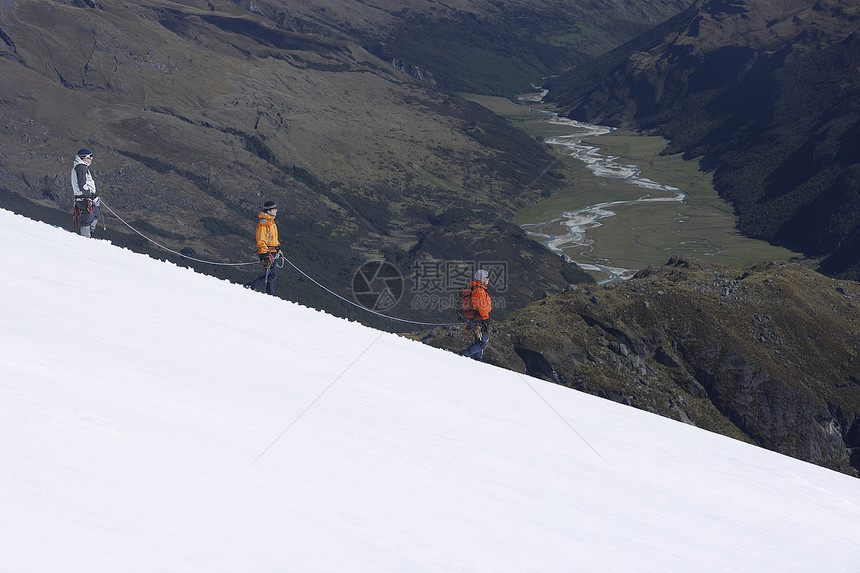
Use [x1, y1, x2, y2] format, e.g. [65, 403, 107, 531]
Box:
[1, 208, 859, 572]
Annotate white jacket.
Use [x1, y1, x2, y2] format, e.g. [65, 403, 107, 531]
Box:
[71, 155, 97, 199]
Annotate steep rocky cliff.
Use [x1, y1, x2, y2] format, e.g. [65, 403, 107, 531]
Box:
[419, 256, 860, 476]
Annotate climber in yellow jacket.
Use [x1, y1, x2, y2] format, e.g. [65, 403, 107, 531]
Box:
[247, 201, 281, 295]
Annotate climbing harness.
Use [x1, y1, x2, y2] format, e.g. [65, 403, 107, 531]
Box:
[263, 250, 285, 289]
[72, 197, 92, 227]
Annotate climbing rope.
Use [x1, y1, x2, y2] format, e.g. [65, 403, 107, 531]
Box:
[100, 201, 257, 267]
[100, 200, 460, 327]
[279, 254, 459, 327]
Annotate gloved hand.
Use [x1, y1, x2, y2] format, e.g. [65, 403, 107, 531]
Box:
[474, 319, 490, 336]
[259, 252, 274, 268]
[92, 196, 101, 206]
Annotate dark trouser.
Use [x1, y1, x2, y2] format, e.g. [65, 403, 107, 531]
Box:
[76, 200, 101, 237]
[461, 327, 490, 361]
[249, 263, 278, 295]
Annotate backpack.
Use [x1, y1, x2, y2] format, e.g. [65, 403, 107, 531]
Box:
[457, 287, 475, 322]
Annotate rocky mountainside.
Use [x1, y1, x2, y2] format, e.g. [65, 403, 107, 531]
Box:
[546, 0, 860, 282]
[419, 256, 860, 476]
[0, 0, 692, 326]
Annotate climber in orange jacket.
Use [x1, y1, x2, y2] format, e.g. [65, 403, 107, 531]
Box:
[460, 269, 492, 361]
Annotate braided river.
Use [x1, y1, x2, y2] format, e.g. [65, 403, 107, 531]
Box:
[516, 107, 798, 284]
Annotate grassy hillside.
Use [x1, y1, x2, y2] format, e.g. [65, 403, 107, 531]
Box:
[0, 0, 700, 327]
[0, 0, 605, 327]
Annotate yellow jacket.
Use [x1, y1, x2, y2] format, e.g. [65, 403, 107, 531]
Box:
[256, 210, 280, 254]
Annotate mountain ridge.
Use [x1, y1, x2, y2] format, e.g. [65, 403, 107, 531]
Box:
[3, 207, 859, 571]
[420, 254, 860, 476]
[0, 0, 696, 325]
[546, 0, 860, 280]
[9, 0, 858, 476]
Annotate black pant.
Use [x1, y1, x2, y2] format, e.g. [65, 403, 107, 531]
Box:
[249, 263, 278, 295]
[462, 325, 490, 360]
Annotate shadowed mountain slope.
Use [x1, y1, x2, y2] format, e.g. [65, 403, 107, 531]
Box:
[224, 0, 692, 94]
[546, 0, 860, 281]
[0, 0, 694, 326]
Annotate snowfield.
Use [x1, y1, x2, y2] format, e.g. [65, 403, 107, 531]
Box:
[1, 208, 859, 572]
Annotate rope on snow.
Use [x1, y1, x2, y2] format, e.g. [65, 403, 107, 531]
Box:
[100, 201, 460, 327]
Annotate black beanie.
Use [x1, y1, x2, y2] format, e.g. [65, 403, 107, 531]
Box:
[262, 201, 277, 210]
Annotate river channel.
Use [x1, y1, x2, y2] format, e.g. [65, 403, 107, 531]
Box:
[522, 111, 690, 282]
[507, 95, 798, 284]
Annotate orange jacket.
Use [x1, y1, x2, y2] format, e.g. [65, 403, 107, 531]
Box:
[470, 280, 492, 320]
[256, 210, 280, 254]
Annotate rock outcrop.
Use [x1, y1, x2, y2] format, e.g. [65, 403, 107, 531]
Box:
[420, 256, 860, 476]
